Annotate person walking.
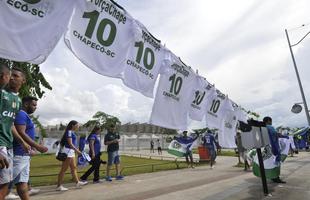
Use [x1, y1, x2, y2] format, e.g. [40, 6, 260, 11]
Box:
[80, 126, 104, 183]
[150, 140, 154, 153]
[11, 96, 48, 200]
[56, 120, 87, 191]
[203, 130, 217, 169]
[156, 139, 162, 155]
[104, 124, 123, 181]
[0, 66, 30, 200]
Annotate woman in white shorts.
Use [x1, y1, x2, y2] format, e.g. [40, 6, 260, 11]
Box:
[56, 120, 87, 191]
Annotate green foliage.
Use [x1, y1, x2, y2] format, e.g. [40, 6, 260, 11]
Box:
[161, 128, 177, 135]
[84, 111, 121, 130]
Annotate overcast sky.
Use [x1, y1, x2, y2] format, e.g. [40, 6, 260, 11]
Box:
[36, 0, 310, 129]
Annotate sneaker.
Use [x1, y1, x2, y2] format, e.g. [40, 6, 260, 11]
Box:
[115, 175, 124, 180]
[272, 177, 286, 184]
[29, 188, 40, 196]
[56, 185, 68, 191]
[105, 176, 112, 182]
[211, 166, 215, 169]
[76, 181, 88, 188]
[5, 192, 19, 200]
[93, 179, 104, 184]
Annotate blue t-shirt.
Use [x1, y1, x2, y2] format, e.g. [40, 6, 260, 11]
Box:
[203, 133, 215, 150]
[13, 110, 35, 156]
[87, 133, 101, 156]
[64, 130, 77, 149]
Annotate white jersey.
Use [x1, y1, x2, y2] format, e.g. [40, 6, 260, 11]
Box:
[121, 20, 169, 98]
[205, 94, 234, 129]
[0, 0, 78, 64]
[234, 106, 248, 123]
[218, 102, 240, 148]
[150, 53, 198, 130]
[189, 77, 217, 121]
[64, 0, 135, 78]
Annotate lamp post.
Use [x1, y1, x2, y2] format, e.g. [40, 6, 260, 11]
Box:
[285, 28, 310, 126]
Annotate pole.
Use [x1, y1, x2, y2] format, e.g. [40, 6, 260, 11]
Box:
[285, 29, 310, 126]
[256, 148, 269, 195]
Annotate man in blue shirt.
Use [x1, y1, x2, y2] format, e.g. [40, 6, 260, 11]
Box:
[13, 96, 48, 199]
[104, 124, 123, 181]
[263, 116, 286, 184]
[203, 130, 217, 168]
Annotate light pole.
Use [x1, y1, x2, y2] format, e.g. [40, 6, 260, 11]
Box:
[285, 28, 310, 126]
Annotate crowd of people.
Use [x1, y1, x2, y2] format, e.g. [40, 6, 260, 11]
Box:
[0, 62, 125, 200]
[0, 60, 298, 199]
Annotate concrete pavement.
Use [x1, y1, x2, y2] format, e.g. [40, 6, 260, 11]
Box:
[30, 151, 310, 200]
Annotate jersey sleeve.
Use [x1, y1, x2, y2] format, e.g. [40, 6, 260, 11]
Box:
[66, 130, 73, 138]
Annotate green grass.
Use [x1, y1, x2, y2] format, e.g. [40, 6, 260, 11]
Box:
[29, 153, 186, 186]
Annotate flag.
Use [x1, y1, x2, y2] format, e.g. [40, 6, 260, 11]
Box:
[168, 140, 188, 157]
[279, 138, 290, 162]
[77, 152, 91, 167]
[249, 146, 280, 179]
[168, 135, 198, 157]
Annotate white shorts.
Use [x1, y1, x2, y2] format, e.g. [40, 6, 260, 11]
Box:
[0, 146, 13, 184]
[62, 147, 75, 158]
[13, 156, 30, 184]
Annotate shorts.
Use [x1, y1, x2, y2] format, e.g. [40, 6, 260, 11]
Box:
[107, 151, 120, 166]
[0, 146, 13, 184]
[208, 148, 216, 161]
[13, 155, 30, 184]
[62, 147, 75, 158]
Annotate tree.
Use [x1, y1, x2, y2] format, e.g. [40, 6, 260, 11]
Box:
[0, 59, 52, 98]
[84, 111, 121, 131]
[161, 128, 177, 135]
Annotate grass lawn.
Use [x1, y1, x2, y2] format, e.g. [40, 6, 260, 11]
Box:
[30, 153, 188, 186]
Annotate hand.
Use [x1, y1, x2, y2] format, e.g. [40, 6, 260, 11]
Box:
[0, 154, 9, 169]
[36, 145, 48, 153]
[91, 154, 95, 160]
[76, 150, 82, 156]
[29, 149, 37, 156]
[21, 142, 31, 153]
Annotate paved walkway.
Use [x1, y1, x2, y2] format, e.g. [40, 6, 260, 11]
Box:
[30, 151, 310, 200]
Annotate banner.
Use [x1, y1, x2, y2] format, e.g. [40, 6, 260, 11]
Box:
[249, 146, 280, 179]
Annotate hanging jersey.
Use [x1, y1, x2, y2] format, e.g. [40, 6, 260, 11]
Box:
[218, 100, 239, 148]
[189, 77, 217, 121]
[0, 0, 78, 64]
[64, 0, 135, 78]
[205, 93, 233, 129]
[234, 106, 248, 123]
[120, 20, 168, 98]
[150, 53, 198, 130]
[0, 90, 21, 148]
